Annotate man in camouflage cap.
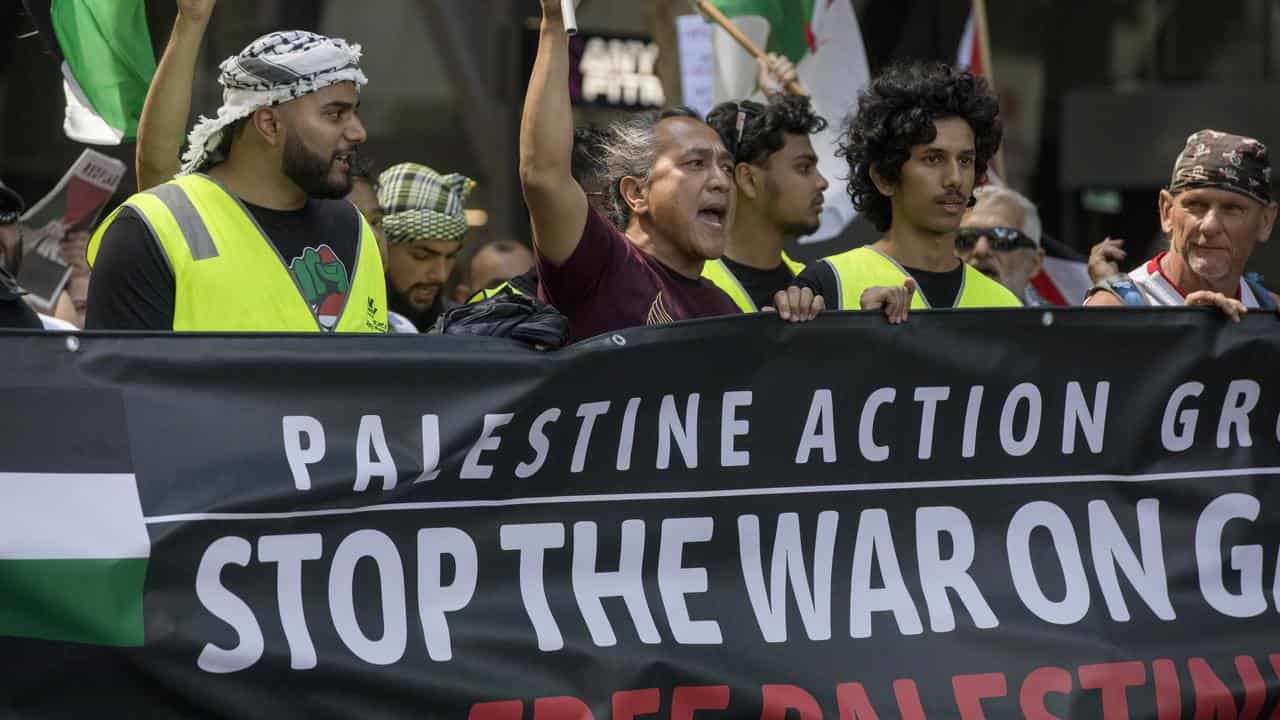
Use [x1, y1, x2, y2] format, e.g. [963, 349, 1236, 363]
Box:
[377, 162, 477, 331]
[1087, 129, 1279, 317]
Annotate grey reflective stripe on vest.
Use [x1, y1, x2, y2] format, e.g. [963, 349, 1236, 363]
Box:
[147, 183, 219, 260]
[822, 258, 844, 309]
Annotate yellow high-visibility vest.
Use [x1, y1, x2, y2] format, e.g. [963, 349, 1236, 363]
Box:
[821, 246, 1022, 310]
[466, 280, 525, 304]
[702, 252, 805, 313]
[89, 174, 388, 332]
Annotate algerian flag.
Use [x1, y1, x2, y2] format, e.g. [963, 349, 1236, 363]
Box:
[705, 0, 870, 244]
[22, 0, 157, 145]
[0, 473, 149, 646]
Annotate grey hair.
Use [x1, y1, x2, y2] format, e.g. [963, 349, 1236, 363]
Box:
[973, 184, 1042, 246]
[598, 106, 702, 229]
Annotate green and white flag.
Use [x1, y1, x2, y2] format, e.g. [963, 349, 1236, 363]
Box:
[0, 472, 149, 646]
[23, 0, 157, 145]
[704, 0, 869, 244]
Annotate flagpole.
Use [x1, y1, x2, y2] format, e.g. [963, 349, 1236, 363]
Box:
[972, 0, 1006, 181]
[973, 0, 996, 91]
[562, 0, 579, 34]
[690, 0, 807, 96]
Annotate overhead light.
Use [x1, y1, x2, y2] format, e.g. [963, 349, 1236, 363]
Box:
[466, 209, 489, 227]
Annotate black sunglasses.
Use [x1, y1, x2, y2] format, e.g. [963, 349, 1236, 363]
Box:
[955, 226, 1038, 252]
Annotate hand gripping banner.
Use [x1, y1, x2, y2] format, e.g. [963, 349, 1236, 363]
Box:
[1, 309, 1279, 718]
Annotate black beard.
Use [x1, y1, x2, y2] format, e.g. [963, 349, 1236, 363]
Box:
[283, 134, 351, 200]
[784, 218, 822, 238]
[387, 282, 444, 332]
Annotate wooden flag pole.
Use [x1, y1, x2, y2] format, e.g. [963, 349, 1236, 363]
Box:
[690, 0, 807, 96]
[972, 0, 1006, 181]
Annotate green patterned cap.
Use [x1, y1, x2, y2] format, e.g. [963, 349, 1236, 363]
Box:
[377, 162, 476, 243]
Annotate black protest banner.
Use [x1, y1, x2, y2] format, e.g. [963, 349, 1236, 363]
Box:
[1, 309, 1279, 719]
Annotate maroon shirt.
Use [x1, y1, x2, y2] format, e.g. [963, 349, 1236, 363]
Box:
[537, 208, 740, 343]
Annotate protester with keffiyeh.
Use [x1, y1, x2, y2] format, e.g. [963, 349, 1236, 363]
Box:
[84, 28, 389, 333]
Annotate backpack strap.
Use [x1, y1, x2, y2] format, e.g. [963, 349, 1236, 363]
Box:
[1089, 276, 1148, 306]
[1245, 272, 1277, 311]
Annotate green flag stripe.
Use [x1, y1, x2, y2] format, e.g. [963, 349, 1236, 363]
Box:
[50, 0, 156, 139]
[707, 0, 815, 63]
[0, 558, 147, 647]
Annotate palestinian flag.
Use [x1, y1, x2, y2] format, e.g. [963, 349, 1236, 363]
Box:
[706, 0, 869, 245]
[21, 0, 157, 145]
[0, 473, 149, 646]
[0, 387, 149, 647]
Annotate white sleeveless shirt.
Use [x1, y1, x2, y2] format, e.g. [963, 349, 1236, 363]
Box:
[1127, 253, 1260, 308]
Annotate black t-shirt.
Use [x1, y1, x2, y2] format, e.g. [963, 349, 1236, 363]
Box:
[796, 257, 964, 309]
[0, 265, 41, 329]
[721, 256, 797, 310]
[86, 198, 360, 331]
[902, 265, 963, 308]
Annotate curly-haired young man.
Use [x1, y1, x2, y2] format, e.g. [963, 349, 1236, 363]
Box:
[703, 93, 830, 312]
[785, 61, 1021, 322]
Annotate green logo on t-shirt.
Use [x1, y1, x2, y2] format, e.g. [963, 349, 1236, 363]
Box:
[288, 244, 350, 331]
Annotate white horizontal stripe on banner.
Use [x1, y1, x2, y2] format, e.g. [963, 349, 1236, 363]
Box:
[144, 466, 1280, 525]
[0, 474, 149, 560]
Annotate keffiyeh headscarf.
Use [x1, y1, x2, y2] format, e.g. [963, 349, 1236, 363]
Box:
[1170, 129, 1273, 205]
[180, 30, 368, 174]
[378, 163, 476, 243]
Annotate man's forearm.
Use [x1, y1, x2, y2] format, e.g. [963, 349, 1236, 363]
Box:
[519, 16, 574, 191]
[519, 10, 589, 266]
[136, 11, 211, 191]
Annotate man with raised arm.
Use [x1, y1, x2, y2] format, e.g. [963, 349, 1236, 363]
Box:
[521, 0, 742, 343]
[134, 0, 217, 192]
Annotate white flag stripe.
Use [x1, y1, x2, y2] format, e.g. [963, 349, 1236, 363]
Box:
[62, 66, 124, 147]
[796, 0, 869, 242]
[1041, 256, 1092, 306]
[0, 473, 149, 560]
[710, 16, 770, 103]
[957, 10, 977, 69]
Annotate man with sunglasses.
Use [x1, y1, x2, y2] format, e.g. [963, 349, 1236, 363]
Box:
[0, 180, 44, 329]
[956, 185, 1045, 305]
[702, 95, 829, 312]
[1085, 130, 1279, 320]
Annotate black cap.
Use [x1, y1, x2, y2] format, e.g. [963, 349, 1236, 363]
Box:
[0, 179, 24, 220]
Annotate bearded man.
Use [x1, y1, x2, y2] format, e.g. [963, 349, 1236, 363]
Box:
[86, 30, 388, 332]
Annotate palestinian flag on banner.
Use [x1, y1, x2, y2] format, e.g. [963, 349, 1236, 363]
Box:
[0, 473, 149, 646]
[707, 0, 870, 245]
[21, 0, 157, 145]
[0, 388, 149, 647]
